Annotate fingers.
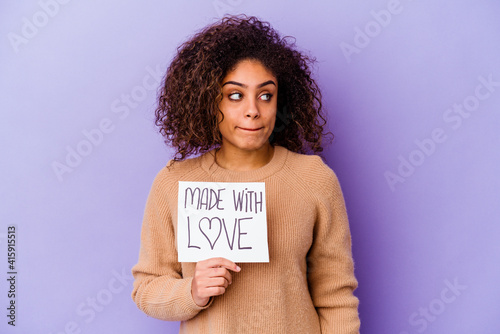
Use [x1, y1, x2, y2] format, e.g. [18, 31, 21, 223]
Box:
[191, 257, 241, 306]
[202, 257, 241, 272]
[206, 276, 229, 289]
[205, 266, 232, 284]
[204, 286, 226, 297]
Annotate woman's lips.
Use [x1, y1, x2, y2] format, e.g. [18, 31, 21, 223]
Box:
[238, 127, 263, 131]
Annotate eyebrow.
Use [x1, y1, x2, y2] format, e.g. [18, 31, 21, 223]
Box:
[221, 80, 276, 88]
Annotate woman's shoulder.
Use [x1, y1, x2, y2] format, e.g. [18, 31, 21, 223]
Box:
[151, 154, 205, 190]
[282, 148, 341, 193]
[284, 149, 336, 176]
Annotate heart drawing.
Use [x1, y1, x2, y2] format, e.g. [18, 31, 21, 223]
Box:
[199, 217, 222, 250]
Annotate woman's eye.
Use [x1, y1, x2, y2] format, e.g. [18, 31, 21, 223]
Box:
[228, 92, 242, 101]
[260, 93, 273, 101]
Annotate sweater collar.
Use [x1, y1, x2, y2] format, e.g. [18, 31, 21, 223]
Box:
[200, 145, 288, 182]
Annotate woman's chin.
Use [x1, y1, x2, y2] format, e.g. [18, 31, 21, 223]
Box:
[223, 140, 271, 153]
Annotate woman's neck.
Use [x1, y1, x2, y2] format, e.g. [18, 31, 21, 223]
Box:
[215, 143, 275, 171]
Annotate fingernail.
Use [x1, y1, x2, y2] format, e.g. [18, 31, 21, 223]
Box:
[236, 266, 241, 271]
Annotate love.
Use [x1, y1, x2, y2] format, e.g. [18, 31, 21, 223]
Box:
[186, 216, 253, 251]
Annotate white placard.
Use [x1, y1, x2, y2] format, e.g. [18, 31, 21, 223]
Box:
[177, 181, 269, 263]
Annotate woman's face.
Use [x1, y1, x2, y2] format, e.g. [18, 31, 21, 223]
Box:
[218, 59, 278, 154]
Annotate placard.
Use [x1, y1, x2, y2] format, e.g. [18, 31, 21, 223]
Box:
[177, 181, 269, 262]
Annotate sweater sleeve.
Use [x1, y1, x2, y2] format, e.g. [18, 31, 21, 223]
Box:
[307, 168, 360, 334]
[131, 171, 213, 321]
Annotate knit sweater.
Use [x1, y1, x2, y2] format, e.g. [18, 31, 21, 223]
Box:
[131, 145, 360, 333]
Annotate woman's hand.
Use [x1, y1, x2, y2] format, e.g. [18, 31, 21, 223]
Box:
[191, 257, 241, 307]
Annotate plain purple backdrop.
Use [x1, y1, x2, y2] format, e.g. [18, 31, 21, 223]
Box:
[1, 0, 499, 333]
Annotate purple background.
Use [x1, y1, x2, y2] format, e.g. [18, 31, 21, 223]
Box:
[2, 0, 499, 333]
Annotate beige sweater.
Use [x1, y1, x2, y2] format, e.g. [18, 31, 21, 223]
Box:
[131, 145, 360, 333]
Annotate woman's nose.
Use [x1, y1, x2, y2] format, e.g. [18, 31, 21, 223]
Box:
[245, 99, 260, 118]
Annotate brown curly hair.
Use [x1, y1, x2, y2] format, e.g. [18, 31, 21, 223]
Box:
[155, 14, 332, 162]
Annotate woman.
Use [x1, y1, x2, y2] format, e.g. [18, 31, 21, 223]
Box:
[131, 15, 360, 333]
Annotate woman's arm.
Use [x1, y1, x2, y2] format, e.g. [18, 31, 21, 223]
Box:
[131, 173, 212, 321]
[307, 168, 360, 333]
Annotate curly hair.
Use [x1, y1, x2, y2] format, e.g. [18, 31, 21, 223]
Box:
[155, 14, 332, 162]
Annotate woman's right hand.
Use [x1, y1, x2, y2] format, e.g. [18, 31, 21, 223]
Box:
[191, 257, 241, 307]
